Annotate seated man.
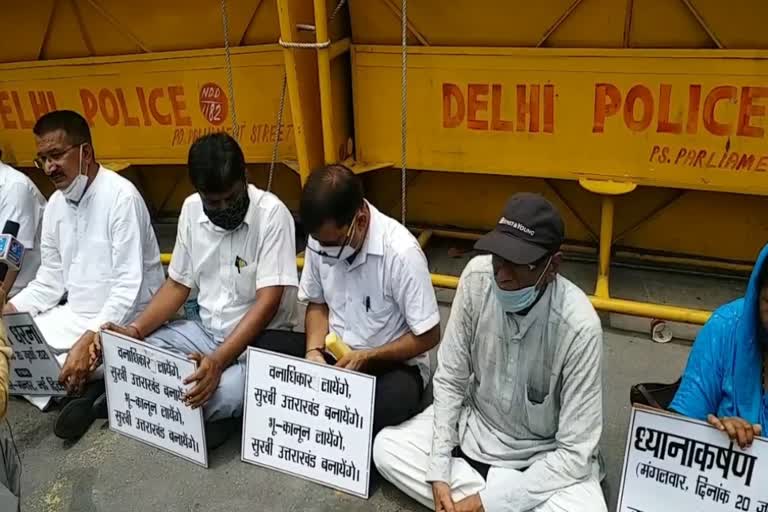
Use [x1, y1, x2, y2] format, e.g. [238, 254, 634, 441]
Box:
[102, 133, 299, 448]
[669, 243, 768, 449]
[374, 193, 606, 512]
[2, 110, 164, 440]
[0, 149, 46, 298]
[255, 164, 440, 437]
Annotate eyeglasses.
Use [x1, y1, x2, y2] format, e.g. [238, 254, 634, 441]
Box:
[33, 144, 81, 169]
[307, 216, 357, 259]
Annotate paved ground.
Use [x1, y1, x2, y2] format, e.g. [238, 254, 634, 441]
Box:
[7, 234, 750, 512]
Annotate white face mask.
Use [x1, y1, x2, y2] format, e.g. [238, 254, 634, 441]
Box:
[311, 215, 359, 266]
[62, 144, 88, 203]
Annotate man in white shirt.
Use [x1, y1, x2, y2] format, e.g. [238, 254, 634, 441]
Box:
[2, 110, 164, 440]
[0, 151, 46, 298]
[254, 164, 440, 438]
[102, 133, 299, 449]
[373, 194, 607, 512]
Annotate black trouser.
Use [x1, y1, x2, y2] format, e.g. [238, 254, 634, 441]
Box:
[252, 330, 424, 437]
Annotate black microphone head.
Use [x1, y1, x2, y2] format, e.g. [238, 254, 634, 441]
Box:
[2, 220, 19, 238]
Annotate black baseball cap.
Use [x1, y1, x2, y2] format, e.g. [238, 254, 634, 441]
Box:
[475, 193, 564, 264]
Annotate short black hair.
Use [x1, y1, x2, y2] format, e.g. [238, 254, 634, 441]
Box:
[33, 110, 92, 145]
[187, 133, 246, 194]
[300, 164, 364, 233]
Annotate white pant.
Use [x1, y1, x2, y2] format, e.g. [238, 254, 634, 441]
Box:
[373, 407, 607, 512]
[25, 304, 93, 410]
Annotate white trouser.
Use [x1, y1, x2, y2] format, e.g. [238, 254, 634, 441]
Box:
[25, 304, 93, 410]
[373, 407, 607, 512]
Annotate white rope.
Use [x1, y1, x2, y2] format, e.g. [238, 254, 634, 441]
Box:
[278, 38, 331, 49]
[400, 0, 408, 225]
[220, 0, 238, 133]
[267, 0, 346, 192]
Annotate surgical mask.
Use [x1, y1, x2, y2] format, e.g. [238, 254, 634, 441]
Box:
[62, 144, 88, 203]
[204, 189, 250, 230]
[493, 257, 552, 314]
[313, 216, 359, 266]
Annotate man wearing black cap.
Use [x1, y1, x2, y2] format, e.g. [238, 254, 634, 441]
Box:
[374, 193, 606, 512]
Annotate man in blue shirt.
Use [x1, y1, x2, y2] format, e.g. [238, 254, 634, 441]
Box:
[670, 244, 768, 449]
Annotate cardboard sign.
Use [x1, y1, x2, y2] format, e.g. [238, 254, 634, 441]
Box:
[241, 348, 376, 498]
[3, 312, 65, 396]
[101, 330, 207, 467]
[617, 406, 768, 512]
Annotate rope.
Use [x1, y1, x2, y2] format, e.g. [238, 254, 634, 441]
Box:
[220, 0, 238, 133]
[400, 0, 408, 224]
[278, 38, 331, 49]
[268, 74, 288, 193]
[267, 0, 346, 192]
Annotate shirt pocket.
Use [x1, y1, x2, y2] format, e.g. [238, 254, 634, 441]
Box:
[525, 382, 558, 438]
[234, 263, 258, 303]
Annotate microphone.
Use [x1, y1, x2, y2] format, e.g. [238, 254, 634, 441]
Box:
[0, 221, 24, 282]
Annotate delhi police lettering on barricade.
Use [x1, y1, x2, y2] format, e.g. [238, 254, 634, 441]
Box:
[321, 457, 360, 482]
[269, 364, 313, 389]
[168, 430, 201, 454]
[695, 475, 731, 504]
[634, 426, 758, 486]
[118, 346, 152, 369]
[281, 394, 320, 416]
[268, 417, 311, 443]
[110, 365, 128, 384]
[252, 386, 277, 407]
[114, 410, 132, 428]
[324, 404, 364, 430]
[278, 445, 317, 468]
[637, 461, 688, 490]
[251, 437, 274, 458]
[320, 376, 350, 399]
[315, 427, 344, 450]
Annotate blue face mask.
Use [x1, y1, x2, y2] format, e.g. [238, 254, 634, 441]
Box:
[493, 258, 551, 314]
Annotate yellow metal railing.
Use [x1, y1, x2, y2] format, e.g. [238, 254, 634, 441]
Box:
[157, 226, 714, 326]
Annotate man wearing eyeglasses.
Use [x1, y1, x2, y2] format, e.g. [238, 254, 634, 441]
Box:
[2, 110, 164, 440]
[0, 149, 46, 298]
[255, 164, 440, 439]
[374, 194, 607, 512]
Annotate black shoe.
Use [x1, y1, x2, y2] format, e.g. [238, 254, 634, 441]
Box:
[92, 393, 108, 419]
[54, 381, 105, 440]
[205, 418, 238, 451]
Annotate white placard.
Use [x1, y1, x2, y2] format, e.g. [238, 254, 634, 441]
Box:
[101, 330, 208, 467]
[241, 348, 376, 498]
[3, 312, 66, 396]
[617, 406, 768, 512]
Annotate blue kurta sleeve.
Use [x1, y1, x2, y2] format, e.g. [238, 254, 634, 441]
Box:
[669, 312, 729, 420]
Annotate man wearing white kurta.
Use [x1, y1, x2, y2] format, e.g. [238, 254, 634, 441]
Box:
[102, 133, 299, 449]
[374, 193, 607, 512]
[0, 153, 46, 297]
[3, 111, 164, 440]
